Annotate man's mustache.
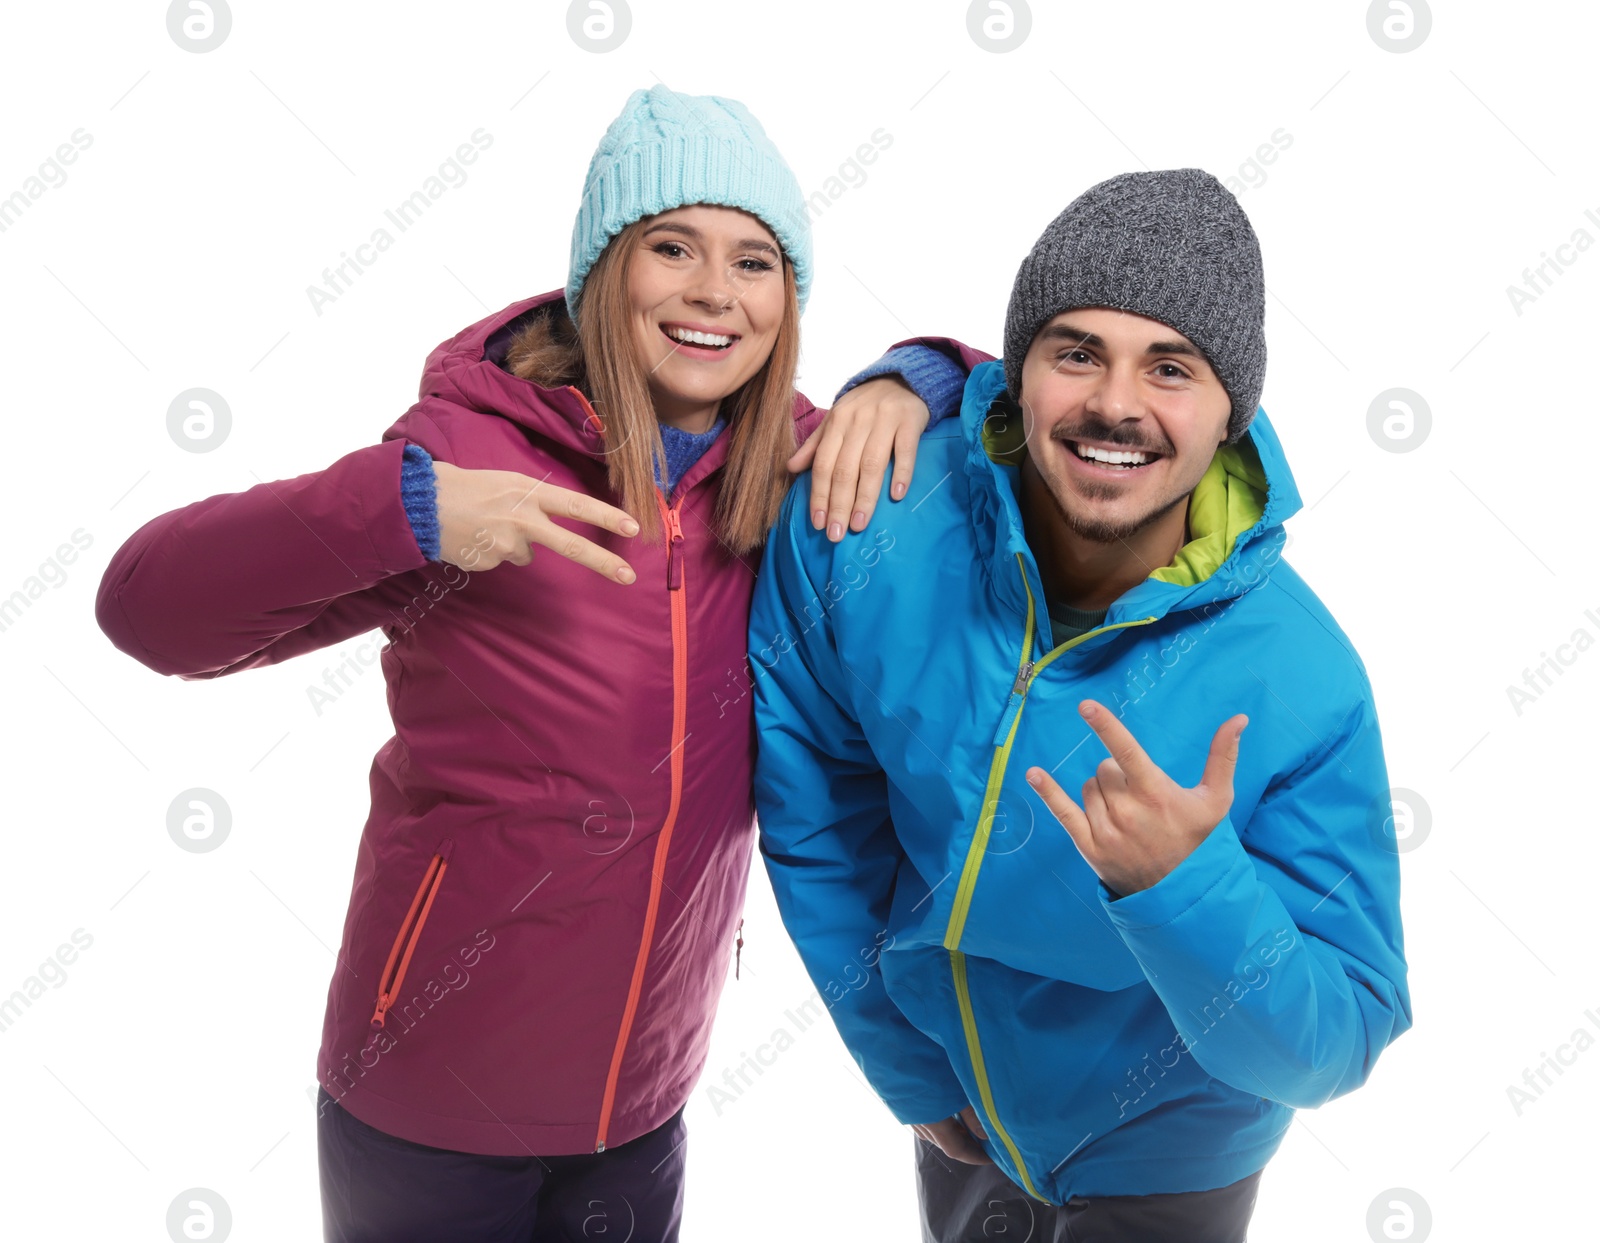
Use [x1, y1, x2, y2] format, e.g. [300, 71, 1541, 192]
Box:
[1048, 418, 1171, 457]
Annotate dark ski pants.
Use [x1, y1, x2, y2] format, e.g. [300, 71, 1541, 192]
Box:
[317, 1088, 687, 1243]
[915, 1136, 1262, 1243]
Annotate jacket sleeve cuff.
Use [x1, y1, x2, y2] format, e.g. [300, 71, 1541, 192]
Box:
[1099, 816, 1251, 929]
[834, 345, 969, 425]
[885, 1080, 976, 1127]
[399, 442, 441, 561]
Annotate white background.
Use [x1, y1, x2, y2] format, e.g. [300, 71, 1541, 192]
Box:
[1, 1, 1595, 1239]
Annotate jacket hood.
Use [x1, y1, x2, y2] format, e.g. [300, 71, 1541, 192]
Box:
[959, 359, 1302, 640]
[418, 290, 610, 461]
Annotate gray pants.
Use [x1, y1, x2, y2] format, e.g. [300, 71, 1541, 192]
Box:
[915, 1137, 1261, 1243]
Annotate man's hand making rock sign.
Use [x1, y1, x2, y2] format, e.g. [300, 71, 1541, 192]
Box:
[1026, 700, 1249, 898]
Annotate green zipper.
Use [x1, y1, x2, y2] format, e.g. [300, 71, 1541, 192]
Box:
[943, 552, 1157, 1201]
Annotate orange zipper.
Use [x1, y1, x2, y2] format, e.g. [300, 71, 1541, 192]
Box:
[369, 840, 453, 1034]
[593, 489, 689, 1152]
[569, 385, 606, 436]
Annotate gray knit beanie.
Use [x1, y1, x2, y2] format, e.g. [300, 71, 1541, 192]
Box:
[1002, 168, 1266, 443]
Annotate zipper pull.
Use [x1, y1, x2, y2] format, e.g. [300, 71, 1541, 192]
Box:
[993, 661, 1035, 745]
[665, 504, 685, 590]
[735, 918, 745, 980]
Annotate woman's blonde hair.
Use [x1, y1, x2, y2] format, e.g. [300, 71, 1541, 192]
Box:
[505, 217, 802, 556]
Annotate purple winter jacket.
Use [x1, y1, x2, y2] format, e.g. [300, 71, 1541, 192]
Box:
[95, 290, 836, 1156]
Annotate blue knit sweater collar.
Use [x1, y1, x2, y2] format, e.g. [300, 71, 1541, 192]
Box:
[656, 414, 727, 495]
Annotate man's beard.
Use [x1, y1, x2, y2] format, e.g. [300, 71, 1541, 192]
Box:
[1049, 481, 1188, 544]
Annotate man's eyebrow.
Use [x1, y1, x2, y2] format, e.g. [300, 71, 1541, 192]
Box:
[1039, 323, 1103, 349]
[1144, 338, 1204, 360]
[642, 221, 779, 255]
[1041, 322, 1205, 361]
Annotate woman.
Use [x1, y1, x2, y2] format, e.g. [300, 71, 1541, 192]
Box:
[95, 85, 966, 1241]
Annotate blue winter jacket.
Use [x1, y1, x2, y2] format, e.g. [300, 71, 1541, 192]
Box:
[749, 357, 1412, 1204]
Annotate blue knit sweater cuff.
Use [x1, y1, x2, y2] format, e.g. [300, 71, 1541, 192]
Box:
[399, 442, 441, 561]
[834, 345, 968, 425]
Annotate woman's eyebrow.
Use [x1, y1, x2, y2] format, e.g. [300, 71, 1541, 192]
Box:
[642, 221, 778, 256]
[643, 221, 701, 240]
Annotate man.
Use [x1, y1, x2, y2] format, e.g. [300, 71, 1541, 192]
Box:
[749, 169, 1412, 1242]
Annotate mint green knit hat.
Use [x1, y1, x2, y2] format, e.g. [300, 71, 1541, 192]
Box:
[565, 85, 813, 317]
